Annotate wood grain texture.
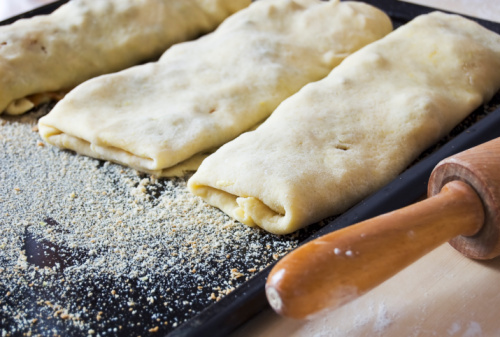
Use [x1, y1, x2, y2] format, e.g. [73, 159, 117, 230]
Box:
[429, 138, 500, 259]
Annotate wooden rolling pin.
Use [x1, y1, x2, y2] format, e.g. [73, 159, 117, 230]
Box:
[265, 137, 500, 319]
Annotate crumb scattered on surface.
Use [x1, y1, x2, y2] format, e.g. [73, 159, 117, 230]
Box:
[0, 106, 310, 336]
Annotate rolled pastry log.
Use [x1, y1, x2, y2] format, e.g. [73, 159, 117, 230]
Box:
[38, 0, 392, 176]
[188, 12, 500, 235]
[0, 0, 251, 115]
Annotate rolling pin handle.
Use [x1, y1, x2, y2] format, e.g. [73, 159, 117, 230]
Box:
[265, 179, 485, 319]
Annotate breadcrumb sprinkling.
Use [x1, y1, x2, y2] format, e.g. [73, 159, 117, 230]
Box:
[0, 106, 304, 336]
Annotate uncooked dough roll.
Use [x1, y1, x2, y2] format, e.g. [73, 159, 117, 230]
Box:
[0, 0, 251, 115]
[188, 12, 500, 235]
[38, 0, 393, 176]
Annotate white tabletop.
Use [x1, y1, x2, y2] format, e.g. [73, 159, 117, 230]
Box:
[0, 0, 56, 21]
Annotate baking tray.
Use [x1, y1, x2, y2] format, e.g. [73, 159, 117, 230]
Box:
[1, 1, 500, 337]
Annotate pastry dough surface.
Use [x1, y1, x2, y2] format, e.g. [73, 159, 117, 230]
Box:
[0, 0, 250, 114]
[188, 12, 500, 234]
[38, 0, 392, 176]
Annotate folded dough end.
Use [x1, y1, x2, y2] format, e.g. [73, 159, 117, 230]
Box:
[39, 119, 162, 174]
[5, 98, 35, 115]
[235, 196, 292, 234]
[188, 181, 300, 235]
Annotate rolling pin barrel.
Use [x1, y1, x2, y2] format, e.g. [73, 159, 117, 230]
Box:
[429, 138, 500, 259]
[266, 137, 500, 319]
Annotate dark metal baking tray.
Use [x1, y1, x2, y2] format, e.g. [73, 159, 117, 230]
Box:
[1, 1, 500, 337]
